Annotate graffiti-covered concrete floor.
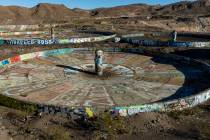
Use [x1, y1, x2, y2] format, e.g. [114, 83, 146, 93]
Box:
[0, 51, 209, 108]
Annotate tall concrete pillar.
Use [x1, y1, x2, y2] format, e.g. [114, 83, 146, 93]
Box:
[51, 26, 55, 40]
[172, 30, 177, 42]
[95, 50, 103, 76]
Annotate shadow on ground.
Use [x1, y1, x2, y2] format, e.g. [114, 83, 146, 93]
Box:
[151, 54, 210, 101]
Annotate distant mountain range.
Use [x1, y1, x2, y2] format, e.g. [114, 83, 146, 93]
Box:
[0, 0, 209, 25]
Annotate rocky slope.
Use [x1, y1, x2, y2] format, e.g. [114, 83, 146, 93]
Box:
[0, 3, 90, 25]
[91, 0, 210, 17]
[90, 4, 156, 17]
[0, 0, 209, 24]
[155, 0, 210, 16]
[0, 0, 209, 32]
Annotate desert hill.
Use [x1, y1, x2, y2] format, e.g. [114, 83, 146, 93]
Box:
[0, 0, 209, 25]
[0, 3, 90, 25]
[90, 0, 210, 17]
[90, 4, 155, 17]
[155, 0, 210, 16]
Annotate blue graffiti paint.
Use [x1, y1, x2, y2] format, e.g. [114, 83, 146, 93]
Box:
[0, 40, 4, 45]
[5, 39, 57, 45]
[1, 60, 9, 65]
[122, 38, 196, 47]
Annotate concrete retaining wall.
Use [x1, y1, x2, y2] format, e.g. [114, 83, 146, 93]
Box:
[121, 33, 144, 38]
[121, 37, 210, 48]
[0, 34, 116, 45]
[0, 31, 47, 36]
[111, 48, 210, 116]
[0, 48, 94, 118]
[0, 24, 52, 31]
[0, 47, 210, 118]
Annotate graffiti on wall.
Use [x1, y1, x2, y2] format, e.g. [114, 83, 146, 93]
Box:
[111, 50, 210, 116]
[191, 42, 210, 48]
[0, 34, 116, 45]
[0, 48, 74, 67]
[0, 48, 95, 118]
[121, 32, 210, 48]
[0, 31, 47, 36]
[6, 39, 56, 45]
[0, 47, 210, 117]
[122, 38, 196, 47]
[37, 105, 94, 118]
[0, 24, 52, 31]
[114, 87, 210, 116]
[121, 33, 144, 38]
